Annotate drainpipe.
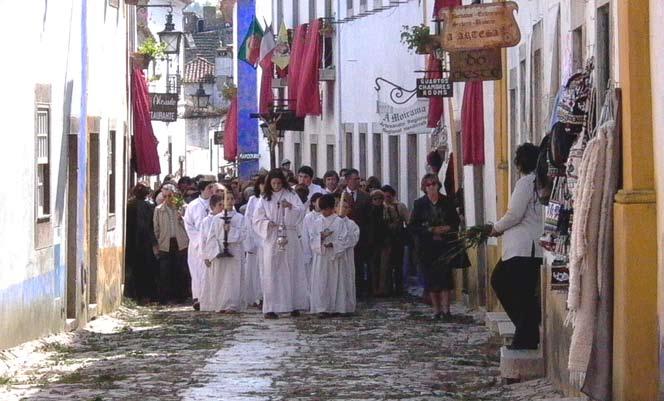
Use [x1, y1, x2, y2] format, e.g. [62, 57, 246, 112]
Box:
[335, 0, 342, 170]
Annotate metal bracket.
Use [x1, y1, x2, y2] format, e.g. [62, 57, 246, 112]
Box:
[374, 77, 417, 105]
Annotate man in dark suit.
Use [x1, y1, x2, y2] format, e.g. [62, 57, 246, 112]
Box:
[343, 168, 371, 297]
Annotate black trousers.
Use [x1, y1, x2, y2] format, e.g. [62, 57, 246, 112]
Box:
[157, 238, 191, 304]
[490, 256, 542, 348]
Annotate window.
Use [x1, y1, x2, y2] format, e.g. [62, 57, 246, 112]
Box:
[345, 131, 353, 168]
[325, 0, 332, 18]
[108, 130, 117, 215]
[373, 133, 382, 180]
[294, 142, 302, 171]
[36, 107, 50, 219]
[360, 0, 367, 12]
[572, 26, 584, 73]
[277, 0, 284, 28]
[293, 0, 300, 26]
[326, 144, 334, 171]
[310, 143, 318, 174]
[532, 49, 542, 141]
[388, 135, 399, 195]
[519, 59, 526, 139]
[309, 0, 316, 21]
[407, 134, 418, 205]
[347, 0, 353, 15]
[359, 132, 367, 176]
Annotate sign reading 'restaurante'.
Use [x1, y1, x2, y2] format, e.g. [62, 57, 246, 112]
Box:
[438, 2, 521, 52]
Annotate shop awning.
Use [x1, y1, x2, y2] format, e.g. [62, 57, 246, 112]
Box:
[296, 18, 322, 117]
[461, 81, 485, 165]
[131, 66, 161, 176]
[223, 96, 238, 162]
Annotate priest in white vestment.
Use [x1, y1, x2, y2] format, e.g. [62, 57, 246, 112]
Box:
[252, 169, 309, 319]
[309, 194, 359, 316]
[201, 191, 247, 313]
[183, 182, 224, 307]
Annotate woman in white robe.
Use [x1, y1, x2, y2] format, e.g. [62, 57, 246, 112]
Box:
[201, 196, 247, 313]
[252, 169, 309, 318]
[243, 188, 264, 306]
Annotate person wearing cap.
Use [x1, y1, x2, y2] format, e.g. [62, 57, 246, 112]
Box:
[280, 159, 295, 181]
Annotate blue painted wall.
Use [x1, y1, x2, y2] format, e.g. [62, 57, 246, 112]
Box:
[237, 0, 259, 179]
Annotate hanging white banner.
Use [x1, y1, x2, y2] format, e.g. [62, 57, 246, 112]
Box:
[379, 101, 429, 135]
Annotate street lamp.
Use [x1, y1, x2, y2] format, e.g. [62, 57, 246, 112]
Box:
[192, 83, 211, 109]
[158, 10, 182, 55]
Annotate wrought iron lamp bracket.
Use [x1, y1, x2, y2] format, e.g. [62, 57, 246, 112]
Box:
[374, 77, 417, 106]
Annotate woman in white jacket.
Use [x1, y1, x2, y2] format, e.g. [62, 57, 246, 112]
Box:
[490, 143, 543, 350]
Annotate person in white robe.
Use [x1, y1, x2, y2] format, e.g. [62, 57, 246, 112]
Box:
[338, 196, 360, 314]
[252, 169, 308, 319]
[309, 194, 360, 316]
[197, 194, 222, 311]
[243, 178, 265, 306]
[201, 191, 247, 313]
[300, 193, 325, 291]
[183, 181, 224, 308]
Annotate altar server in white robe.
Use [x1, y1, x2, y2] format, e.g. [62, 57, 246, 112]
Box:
[197, 194, 222, 310]
[243, 176, 265, 306]
[301, 192, 324, 290]
[309, 194, 359, 316]
[252, 169, 309, 319]
[183, 181, 224, 308]
[338, 195, 360, 314]
[201, 190, 247, 313]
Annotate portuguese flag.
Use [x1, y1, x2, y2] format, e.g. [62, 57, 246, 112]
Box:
[238, 16, 264, 68]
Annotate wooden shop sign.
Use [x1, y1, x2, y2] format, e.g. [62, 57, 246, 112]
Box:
[449, 48, 502, 82]
[150, 93, 179, 122]
[438, 2, 521, 52]
[416, 78, 453, 98]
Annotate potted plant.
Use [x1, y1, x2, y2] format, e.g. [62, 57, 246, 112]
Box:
[400, 24, 440, 54]
[222, 82, 237, 100]
[132, 38, 166, 69]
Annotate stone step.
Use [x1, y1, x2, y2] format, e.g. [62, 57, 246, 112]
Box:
[500, 346, 545, 381]
[485, 311, 511, 332]
[497, 321, 516, 345]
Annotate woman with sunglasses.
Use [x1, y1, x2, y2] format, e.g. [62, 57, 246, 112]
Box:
[409, 173, 461, 320]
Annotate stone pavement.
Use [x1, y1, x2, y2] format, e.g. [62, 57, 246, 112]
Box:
[0, 298, 563, 401]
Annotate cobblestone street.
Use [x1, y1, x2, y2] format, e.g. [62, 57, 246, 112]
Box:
[0, 299, 562, 401]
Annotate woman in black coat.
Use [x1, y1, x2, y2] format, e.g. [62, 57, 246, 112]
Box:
[409, 173, 461, 320]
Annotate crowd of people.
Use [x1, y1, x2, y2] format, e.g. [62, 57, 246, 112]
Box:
[124, 158, 465, 320]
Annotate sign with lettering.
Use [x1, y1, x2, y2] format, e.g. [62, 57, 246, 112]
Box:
[449, 48, 502, 82]
[416, 78, 453, 98]
[438, 2, 521, 51]
[379, 101, 429, 135]
[238, 153, 260, 160]
[150, 93, 179, 122]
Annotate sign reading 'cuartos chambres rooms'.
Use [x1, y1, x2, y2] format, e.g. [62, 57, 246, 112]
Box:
[379, 101, 429, 135]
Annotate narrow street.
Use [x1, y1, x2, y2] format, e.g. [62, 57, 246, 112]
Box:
[1, 299, 561, 401]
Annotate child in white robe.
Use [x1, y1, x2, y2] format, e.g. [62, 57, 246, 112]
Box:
[309, 194, 358, 317]
[201, 192, 247, 313]
[338, 197, 360, 314]
[301, 192, 324, 291]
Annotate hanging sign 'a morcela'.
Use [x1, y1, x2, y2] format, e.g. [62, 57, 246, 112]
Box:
[438, 2, 521, 52]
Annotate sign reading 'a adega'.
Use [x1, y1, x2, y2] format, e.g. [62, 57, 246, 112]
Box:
[150, 93, 178, 122]
[416, 78, 453, 98]
[438, 2, 520, 52]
